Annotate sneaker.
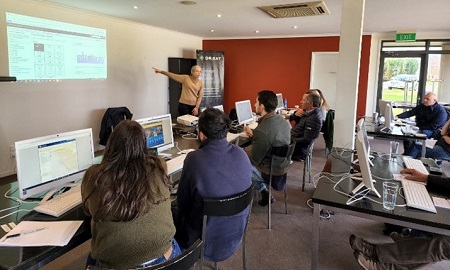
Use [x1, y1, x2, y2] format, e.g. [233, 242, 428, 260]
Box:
[354, 251, 379, 270]
[349, 234, 378, 260]
[258, 190, 275, 206]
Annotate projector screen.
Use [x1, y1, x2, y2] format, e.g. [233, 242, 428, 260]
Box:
[6, 12, 107, 81]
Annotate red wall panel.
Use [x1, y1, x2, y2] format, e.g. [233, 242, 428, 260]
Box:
[203, 35, 371, 118]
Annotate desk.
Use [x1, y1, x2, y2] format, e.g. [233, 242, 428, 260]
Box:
[365, 117, 426, 157]
[0, 131, 248, 269]
[311, 150, 450, 270]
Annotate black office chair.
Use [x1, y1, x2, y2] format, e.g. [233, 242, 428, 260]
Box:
[86, 239, 203, 270]
[261, 140, 296, 230]
[201, 183, 254, 270]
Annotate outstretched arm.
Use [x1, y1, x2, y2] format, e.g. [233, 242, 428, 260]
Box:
[152, 67, 185, 84]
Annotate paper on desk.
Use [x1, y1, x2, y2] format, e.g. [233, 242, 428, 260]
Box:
[432, 197, 450, 209]
[414, 139, 437, 149]
[0, 221, 82, 247]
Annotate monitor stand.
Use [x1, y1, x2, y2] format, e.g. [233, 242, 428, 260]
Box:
[352, 154, 375, 167]
[39, 183, 79, 205]
[351, 179, 381, 198]
[380, 126, 391, 133]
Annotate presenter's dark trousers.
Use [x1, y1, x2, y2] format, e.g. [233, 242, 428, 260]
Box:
[178, 103, 195, 116]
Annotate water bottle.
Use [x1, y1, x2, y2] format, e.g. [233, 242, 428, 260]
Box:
[283, 98, 288, 109]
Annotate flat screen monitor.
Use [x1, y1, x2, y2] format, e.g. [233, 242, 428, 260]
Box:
[235, 100, 254, 125]
[213, 105, 224, 112]
[379, 100, 393, 127]
[276, 93, 284, 111]
[136, 114, 174, 153]
[15, 128, 95, 200]
[352, 130, 381, 198]
[356, 118, 374, 166]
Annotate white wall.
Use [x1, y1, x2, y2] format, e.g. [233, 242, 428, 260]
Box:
[0, 0, 202, 177]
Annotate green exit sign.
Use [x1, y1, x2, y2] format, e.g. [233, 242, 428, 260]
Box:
[396, 33, 416, 42]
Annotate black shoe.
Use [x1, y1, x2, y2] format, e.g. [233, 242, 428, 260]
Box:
[291, 156, 303, 161]
[258, 190, 275, 206]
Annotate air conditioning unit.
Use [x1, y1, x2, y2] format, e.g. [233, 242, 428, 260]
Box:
[258, 1, 330, 18]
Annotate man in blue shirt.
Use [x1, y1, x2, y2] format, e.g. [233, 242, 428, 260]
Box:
[175, 108, 252, 262]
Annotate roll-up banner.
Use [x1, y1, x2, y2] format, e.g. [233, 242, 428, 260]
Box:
[196, 50, 224, 108]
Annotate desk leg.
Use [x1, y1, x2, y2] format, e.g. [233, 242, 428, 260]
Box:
[312, 203, 320, 270]
[421, 142, 426, 158]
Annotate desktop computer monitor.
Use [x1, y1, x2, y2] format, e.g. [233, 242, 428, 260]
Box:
[379, 99, 393, 132]
[352, 130, 381, 198]
[213, 105, 224, 112]
[356, 118, 374, 166]
[15, 128, 95, 200]
[276, 93, 284, 111]
[235, 100, 254, 125]
[136, 114, 174, 153]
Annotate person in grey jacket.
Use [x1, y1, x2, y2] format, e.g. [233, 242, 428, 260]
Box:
[244, 90, 291, 206]
[290, 91, 323, 160]
[350, 168, 450, 270]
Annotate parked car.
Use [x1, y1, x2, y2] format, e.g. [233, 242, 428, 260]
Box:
[387, 74, 418, 90]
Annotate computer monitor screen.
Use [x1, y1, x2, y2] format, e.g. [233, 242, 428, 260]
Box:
[136, 114, 174, 153]
[213, 105, 224, 112]
[235, 100, 254, 125]
[15, 128, 95, 200]
[379, 99, 393, 131]
[353, 130, 381, 198]
[276, 93, 284, 111]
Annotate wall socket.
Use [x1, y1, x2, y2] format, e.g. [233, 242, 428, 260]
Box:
[10, 145, 15, 158]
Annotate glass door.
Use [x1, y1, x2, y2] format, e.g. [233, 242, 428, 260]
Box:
[378, 54, 425, 116]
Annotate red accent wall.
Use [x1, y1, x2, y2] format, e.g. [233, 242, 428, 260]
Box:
[203, 36, 371, 117]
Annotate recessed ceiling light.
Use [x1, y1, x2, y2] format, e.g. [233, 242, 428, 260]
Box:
[133, 6, 138, 9]
[217, 14, 222, 18]
[180, 1, 196, 5]
[254, 30, 259, 34]
[293, 26, 298, 29]
[210, 30, 215, 32]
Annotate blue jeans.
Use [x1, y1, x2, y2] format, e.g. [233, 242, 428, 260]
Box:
[86, 238, 182, 269]
[251, 165, 267, 192]
[404, 144, 450, 161]
[137, 238, 182, 268]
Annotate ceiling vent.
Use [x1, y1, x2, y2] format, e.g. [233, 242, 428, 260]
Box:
[258, 1, 330, 18]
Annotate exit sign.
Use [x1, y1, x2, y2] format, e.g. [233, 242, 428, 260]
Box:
[396, 33, 416, 42]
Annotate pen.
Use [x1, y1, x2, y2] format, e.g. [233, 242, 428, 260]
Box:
[5, 227, 49, 239]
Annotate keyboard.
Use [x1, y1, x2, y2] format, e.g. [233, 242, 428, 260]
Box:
[402, 156, 429, 175]
[401, 179, 436, 213]
[166, 154, 187, 175]
[34, 185, 82, 217]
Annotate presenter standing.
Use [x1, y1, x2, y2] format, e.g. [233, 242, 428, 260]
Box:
[153, 65, 203, 116]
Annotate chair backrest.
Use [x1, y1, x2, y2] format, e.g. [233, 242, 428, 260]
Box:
[202, 183, 254, 217]
[85, 239, 203, 270]
[270, 140, 296, 171]
[322, 109, 335, 151]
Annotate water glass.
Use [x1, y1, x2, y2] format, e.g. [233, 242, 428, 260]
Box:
[389, 141, 399, 160]
[383, 182, 399, 210]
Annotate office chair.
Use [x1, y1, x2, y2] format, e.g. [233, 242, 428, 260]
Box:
[261, 140, 296, 230]
[85, 239, 203, 270]
[201, 183, 254, 270]
[302, 141, 315, 192]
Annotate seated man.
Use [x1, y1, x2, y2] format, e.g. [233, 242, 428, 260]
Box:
[397, 92, 447, 150]
[290, 90, 323, 161]
[350, 168, 450, 270]
[405, 118, 450, 160]
[244, 90, 291, 206]
[175, 108, 252, 262]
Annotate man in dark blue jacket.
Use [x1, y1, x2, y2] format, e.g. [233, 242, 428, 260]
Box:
[290, 91, 323, 161]
[397, 92, 447, 138]
[175, 108, 252, 262]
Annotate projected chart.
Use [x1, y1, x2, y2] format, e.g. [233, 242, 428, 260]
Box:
[6, 13, 107, 81]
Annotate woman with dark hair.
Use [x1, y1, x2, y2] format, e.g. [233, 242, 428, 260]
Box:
[82, 120, 181, 269]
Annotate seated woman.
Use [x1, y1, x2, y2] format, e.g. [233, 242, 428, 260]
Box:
[82, 120, 181, 269]
[404, 118, 450, 161]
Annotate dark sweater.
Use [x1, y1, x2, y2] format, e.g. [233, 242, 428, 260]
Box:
[397, 102, 447, 131]
[175, 139, 252, 262]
